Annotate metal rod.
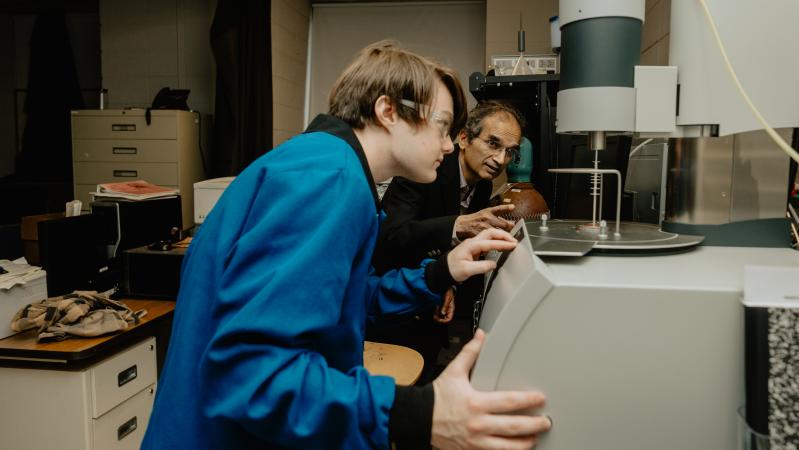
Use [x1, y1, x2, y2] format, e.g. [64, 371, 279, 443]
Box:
[549, 168, 623, 236]
[599, 173, 603, 223]
[591, 149, 600, 226]
[589, 131, 606, 151]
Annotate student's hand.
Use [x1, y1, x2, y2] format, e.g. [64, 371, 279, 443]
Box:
[454, 204, 516, 240]
[432, 329, 551, 450]
[433, 286, 455, 323]
[447, 228, 517, 283]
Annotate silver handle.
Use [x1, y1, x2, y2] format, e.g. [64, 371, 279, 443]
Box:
[118, 364, 138, 386]
[113, 170, 138, 178]
[117, 416, 137, 440]
[112, 147, 137, 155]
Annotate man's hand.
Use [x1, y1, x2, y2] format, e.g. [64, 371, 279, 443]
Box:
[454, 204, 516, 240]
[433, 286, 455, 323]
[432, 329, 552, 449]
[447, 228, 517, 283]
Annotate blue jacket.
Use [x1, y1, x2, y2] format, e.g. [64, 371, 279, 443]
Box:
[141, 115, 442, 449]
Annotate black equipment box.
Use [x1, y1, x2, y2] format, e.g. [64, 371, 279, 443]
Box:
[122, 244, 186, 299]
[92, 196, 182, 259]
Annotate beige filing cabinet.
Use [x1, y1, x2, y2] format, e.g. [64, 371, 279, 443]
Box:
[71, 109, 203, 229]
[0, 337, 157, 450]
[0, 299, 174, 450]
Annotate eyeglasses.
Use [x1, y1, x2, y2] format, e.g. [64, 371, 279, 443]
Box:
[399, 99, 453, 141]
[473, 136, 521, 161]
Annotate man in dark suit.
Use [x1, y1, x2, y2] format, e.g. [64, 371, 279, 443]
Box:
[371, 100, 525, 381]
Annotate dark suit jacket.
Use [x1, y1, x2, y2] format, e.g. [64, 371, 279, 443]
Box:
[374, 149, 492, 274]
[369, 149, 493, 381]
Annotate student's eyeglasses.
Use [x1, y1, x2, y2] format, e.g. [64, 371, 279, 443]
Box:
[399, 99, 453, 141]
[473, 136, 521, 161]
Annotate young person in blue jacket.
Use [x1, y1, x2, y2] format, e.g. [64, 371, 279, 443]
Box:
[141, 41, 551, 450]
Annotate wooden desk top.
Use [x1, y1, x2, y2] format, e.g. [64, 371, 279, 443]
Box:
[363, 341, 424, 386]
[0, 299, 175, 364]
[0, 299, 423, 384]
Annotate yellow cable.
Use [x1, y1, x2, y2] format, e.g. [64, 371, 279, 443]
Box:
[697, 0, 799, 164]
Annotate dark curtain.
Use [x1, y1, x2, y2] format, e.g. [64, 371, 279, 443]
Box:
[210, 0, 273, 176]
[16, 13, 84, 182]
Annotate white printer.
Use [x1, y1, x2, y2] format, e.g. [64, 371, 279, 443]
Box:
[193, 177, 235, 224]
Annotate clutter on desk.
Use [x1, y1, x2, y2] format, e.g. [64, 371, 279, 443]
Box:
[172, 237, 192, 249]
[92, 180, 179, 201]
[65, 200, 82, 217]
[0, 259, 48, 339]
[0, 258, 44, 290]
[10, 290, 147, 342]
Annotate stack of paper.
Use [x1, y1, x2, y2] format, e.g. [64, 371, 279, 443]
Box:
[0, 259, 45, 290]
[91, 180, 179, 201]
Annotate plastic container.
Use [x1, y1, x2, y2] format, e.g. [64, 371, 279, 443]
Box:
[549, 15, 561, 52]
[506, 136, 533, 183]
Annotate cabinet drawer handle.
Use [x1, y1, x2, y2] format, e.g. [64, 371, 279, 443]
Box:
[111, 124, 136, 132]
[117, 416, 137, 441]
[113, 170, 138, 178]
[112, 147, 137, 155]
[118, 364, 138, 386]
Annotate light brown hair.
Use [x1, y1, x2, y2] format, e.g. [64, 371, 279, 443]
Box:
[328, 40, 466, 138]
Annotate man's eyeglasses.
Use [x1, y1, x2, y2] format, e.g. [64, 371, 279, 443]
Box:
[473, 136, 521, 161]
[399, 99, 453, 141]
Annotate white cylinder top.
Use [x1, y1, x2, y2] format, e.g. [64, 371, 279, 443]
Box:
[559, 0, 645, 27]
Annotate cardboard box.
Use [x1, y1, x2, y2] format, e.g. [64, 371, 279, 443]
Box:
[20, 212, 64, 266]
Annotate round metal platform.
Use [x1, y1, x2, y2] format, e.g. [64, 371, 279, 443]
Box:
[525, 220, 705, 256]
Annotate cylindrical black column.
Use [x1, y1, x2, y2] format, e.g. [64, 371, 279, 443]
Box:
[560, 17, 642, 90]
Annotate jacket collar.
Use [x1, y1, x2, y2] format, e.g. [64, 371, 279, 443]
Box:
[305, 114, 379, 212]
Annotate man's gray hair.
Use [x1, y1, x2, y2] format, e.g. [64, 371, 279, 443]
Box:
[461, 100, 525, 140]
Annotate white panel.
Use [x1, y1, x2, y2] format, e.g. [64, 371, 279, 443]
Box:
[73, 162, 178, 185]
[90, 337, 157, 418]
[472, 245, 799, 450]
[557, 87, 636, 133]
[73, 140, 179, 163]
[634, 65, 677, 133]
[92, 385, 156, 450]
[559, 0, 645, 27]
[309, 2, 485, 121]
[0, 367, 91, 450]
[72, 110, 178, 140]
[670, 0, 799, 135]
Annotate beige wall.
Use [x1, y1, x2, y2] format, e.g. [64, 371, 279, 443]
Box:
[486, 0, 557, 66]
[100, 0, 215, 114]
[271, 0, 310, 147]
[487, 0, 671, 68]
[641, 0, 670, 65]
